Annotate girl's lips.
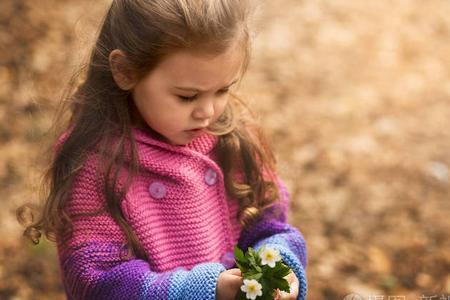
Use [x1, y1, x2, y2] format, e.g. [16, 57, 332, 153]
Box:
[187, 127, 206, 132]
[186, 128, 206, 135]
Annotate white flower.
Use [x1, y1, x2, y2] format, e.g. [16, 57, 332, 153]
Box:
[240, 279, 263, 300]
[259, 246, 282, 268]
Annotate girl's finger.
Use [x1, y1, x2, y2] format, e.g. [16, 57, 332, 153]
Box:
[280, 277, 299, 300]
[227, 268, 242, 276]
[286, 271, 296, 284]
[279, 291, 289, 299]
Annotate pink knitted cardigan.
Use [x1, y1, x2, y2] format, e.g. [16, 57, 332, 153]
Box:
[55, 127, 308, 299]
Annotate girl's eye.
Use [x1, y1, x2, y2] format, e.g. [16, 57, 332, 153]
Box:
[177, 89, 229, 102]
[178, 95, 197, 102]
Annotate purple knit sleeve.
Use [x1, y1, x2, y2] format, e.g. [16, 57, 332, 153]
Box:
[58, 240, 225, 300]
[237, 178, 308, 300]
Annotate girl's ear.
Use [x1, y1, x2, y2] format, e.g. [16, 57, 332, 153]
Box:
[109, 49, 137, 90]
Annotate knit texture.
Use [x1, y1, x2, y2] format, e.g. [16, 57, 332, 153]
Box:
[55, 127, 308, 299]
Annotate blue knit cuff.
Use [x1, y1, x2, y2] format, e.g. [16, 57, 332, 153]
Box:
[253, 230, 308, 270]
[168, 262, 226, 300]
[254, 243, 308, 300]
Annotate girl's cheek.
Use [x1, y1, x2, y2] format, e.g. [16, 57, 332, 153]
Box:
[215, 98, 228, 116]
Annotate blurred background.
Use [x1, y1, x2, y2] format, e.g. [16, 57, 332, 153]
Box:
[1, 0, 449, 299]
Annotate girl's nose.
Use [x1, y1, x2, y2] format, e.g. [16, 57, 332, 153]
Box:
[192, 98, 215, 120]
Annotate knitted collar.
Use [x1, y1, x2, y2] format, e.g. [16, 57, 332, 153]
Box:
[131, 126, 219, 156]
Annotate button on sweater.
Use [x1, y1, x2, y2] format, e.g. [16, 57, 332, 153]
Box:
[55, 127, 308, 300]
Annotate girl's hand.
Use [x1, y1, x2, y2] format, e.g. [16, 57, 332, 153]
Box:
[216, 268, 243, 300]
[273, 271, 299, 300]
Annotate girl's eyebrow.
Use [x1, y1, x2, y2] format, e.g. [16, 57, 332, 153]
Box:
[174, 78, 239, 92]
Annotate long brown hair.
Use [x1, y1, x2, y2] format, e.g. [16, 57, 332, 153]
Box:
[17, 0, 281, 261]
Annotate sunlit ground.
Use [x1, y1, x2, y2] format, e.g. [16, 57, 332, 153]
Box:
[1, 1, 449, 299]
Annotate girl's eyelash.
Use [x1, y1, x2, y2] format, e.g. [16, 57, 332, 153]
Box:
[178, 89, 229, 102]
[178, 95, 197, 101]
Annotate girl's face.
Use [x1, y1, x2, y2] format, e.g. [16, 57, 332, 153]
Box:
[130, 45, 244, 145]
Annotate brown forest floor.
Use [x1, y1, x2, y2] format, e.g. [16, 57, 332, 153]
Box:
[1, 1, 449, 299]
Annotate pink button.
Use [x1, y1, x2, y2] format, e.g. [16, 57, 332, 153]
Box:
[149, 181, 166, 199]
[204, 168, 217, 186]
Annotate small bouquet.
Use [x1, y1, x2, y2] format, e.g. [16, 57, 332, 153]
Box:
[234, 245, 292, 300]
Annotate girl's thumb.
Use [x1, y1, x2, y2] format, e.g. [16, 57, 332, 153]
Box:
[227, 268, 242, 276]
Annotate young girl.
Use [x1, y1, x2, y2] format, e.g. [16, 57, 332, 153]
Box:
[17, 0, 307, 299]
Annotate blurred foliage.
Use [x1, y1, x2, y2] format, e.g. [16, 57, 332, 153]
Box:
[1, 0, 449, 299]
